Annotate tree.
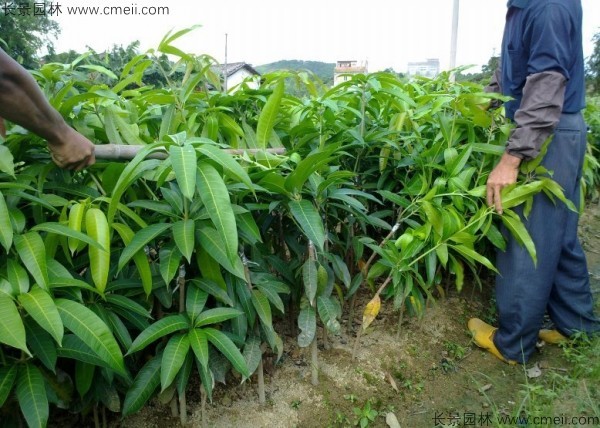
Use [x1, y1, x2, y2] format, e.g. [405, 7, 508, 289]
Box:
[0, 12, 59, 68]
[587, 31, 600, 94]
[456, 55, 499, 85]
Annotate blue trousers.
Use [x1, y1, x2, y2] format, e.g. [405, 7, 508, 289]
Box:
[493, 112, 600, 363]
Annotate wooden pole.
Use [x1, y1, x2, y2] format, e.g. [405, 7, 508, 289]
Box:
[93, 144, 286, 161]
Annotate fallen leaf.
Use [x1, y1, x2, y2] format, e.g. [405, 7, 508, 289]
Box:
[387, 372, 399, 393]
[385, 412, 401, 428]
[526, 363, 542, 379]
[478, 383, 492, 394]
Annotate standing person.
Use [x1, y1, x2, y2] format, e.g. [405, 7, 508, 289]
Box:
[468, 0, 599, 364]
[0, 47, 95, 170]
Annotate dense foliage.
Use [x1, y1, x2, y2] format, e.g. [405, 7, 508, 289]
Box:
[0, 28, 598, 427]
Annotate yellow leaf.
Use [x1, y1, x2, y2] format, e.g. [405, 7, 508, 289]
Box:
[362, 294, 381, 331]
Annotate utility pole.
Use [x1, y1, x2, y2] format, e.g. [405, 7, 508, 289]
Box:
[449, 0, 459, 81]
[224, 33, 228, 93]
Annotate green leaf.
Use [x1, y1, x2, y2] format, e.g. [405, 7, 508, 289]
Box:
[451, 244, 497, 272]
[251, 289, 272, 328]
[255, 283, 285, 314]
[0, 365, 17, 407]
[197, 163, 239, 262]
[118, 223, 172, 271]
[317, 296, 341, 334]
[186, 283, 208, 323]
[7, 259, 29, 295]
[204, 327, 249, 378]
[14, 232, 49, 291]
[242, 336, 262, 379]
[105, 294, 151, 320]
[56, 299, 126, 376]
[75, 361, 94, 397]
[80, 64, 118, 80]
[122, 353, 162, 417]
[501, 209, 537, 265]
[56, 335, 110, 368]
[169, 145, 197, 201]
[297, 306, 316, 348]
[160, 244, 183, 286]
[288, 200, 325, 252]
[284, 147, 338, 193]
[302, 259, 318, 306]
[0, 192, 13, 252]
[24, 319, 57, 373]
[197, 144, 254, 191]
[188, 328, 209, 368]
[195, 308, 243, 328]
[197, 227, 245, 280]
[16, 364, 48, 428]
[18, 285, 63, 345]
[85, 209, 111, 293]
[192, 278, 234, 307]
[67, 203, 86, 254]
[0, 144, 15, 177]
[128, 314, 190, 354]
[112, 222, 153, 297]
[173, 219, 195, 263]
[256, 79, 284, 148]
[108, 145, 165, 223]
[32, 222, 105, 252]
[161, 334, 190, 392]
[0, 294, 30, 355]
[176, 352, 194, 394]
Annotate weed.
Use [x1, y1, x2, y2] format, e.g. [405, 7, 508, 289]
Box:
[353, 400, 378, 428]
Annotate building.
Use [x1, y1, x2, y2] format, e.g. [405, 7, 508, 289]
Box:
[407, 58, 440, 78]
[333, 60, 368, 86]
[213, 62, 261, 92]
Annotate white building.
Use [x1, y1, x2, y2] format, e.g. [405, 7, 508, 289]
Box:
[407, 58, 440, 78]
[333, 60, 368, 86]
[214, 62, 261, 92]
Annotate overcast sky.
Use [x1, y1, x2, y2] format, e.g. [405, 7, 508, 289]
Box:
[52, 0, 599, 73]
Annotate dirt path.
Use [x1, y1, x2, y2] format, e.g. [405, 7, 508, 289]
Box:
[109, 203, 600, 428]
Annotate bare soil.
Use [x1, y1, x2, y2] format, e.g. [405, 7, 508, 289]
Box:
[52, 202, 600, 428]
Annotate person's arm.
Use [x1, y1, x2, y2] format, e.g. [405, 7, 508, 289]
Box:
[0, 48, 95, 170]
[486, 71, 565, 213]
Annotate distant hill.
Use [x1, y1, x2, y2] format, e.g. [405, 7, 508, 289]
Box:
[255, 60, 335, 85]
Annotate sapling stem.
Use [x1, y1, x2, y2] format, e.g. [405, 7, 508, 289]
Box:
[311, 335, 319, 386]
[308, 241, 319, 385]
[200, 385, 207, 428]
[178, 389, 187, 426]
[257, 354, 266, 404]
[242, 250, 266, 404]
[93, 405, 100, 428]
[176, 264, 187, 424]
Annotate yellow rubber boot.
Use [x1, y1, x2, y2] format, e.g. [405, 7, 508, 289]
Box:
[468, 318, 517, 365]
[539, 329, 568, 345]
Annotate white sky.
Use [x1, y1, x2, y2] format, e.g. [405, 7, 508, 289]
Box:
[52, 0, 599, 73]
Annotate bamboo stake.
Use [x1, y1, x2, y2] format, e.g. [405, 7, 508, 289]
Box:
[94, 144, 286, 161]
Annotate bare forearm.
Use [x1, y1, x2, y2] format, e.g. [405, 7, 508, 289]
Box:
[0, 49, 70, 143]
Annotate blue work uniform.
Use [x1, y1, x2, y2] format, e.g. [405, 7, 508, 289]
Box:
[493, 0, 599, 363]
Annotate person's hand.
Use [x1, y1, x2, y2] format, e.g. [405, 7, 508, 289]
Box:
[486, 152, 521, 214]
[47, 126, 96, 171]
